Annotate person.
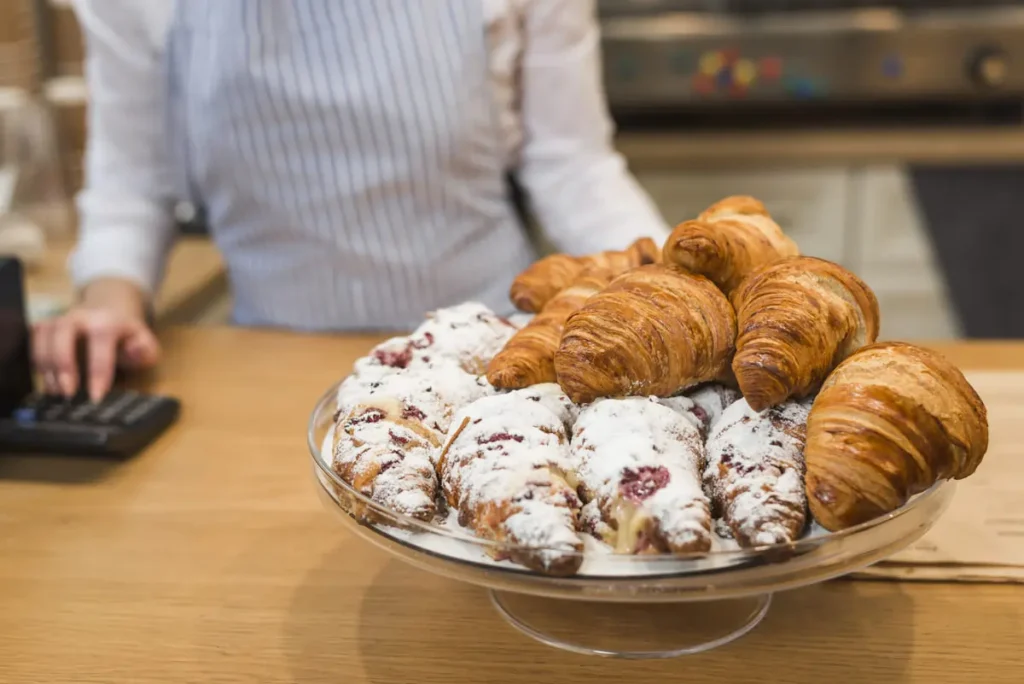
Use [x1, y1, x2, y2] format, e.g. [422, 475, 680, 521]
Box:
[33, 0, 670, 401]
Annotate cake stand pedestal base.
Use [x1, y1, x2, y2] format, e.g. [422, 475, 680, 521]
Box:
[490, 590, 772, 658]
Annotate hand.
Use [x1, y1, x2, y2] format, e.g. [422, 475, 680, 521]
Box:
[32, 278, 161, 402]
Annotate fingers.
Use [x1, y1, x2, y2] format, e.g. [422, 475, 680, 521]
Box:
[31, 308, 159, 402]
[50, 319, 80, 396]
[33, 315, 89, 397]
[31, 320, 62, 394]
[85, 323, 118, 403]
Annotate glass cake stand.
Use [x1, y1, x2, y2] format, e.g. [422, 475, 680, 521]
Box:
[308, 384, 955, 659]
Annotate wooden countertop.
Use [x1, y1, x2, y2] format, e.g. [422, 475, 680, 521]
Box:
[617, 127, 1024, 168]
[24, 236, 227, 323]
[1, 329, 1021, 684]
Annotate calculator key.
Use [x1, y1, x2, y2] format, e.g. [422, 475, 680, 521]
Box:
[68, 402, 98, 422]
[95, 391, 141, 423]
[12, 407, 37, 423]
[42, 402, 70, 421]
[120, 397, 163, 426]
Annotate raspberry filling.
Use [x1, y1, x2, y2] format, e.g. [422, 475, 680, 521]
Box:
[372, 346, 413, 369]
[351, 408, 385, 424]
[477, 432, 524, 445]
[691, 406, 708, 427]
[619, 466, 671, 503]
[402, 405, 427, 421]
[411, 331, 435, 350]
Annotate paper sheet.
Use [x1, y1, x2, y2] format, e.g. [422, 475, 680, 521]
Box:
[852, 371, 1024, 583]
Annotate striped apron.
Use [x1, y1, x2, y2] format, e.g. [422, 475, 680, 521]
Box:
[165, 0, 536, 331]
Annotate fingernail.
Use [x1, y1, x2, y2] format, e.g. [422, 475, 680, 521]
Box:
[58, 372, 75, 397]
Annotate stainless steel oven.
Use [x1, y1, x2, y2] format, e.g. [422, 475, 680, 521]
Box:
[599, 1, 1024, 126]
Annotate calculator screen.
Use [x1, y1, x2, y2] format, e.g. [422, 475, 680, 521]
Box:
[0, 258, 33, 415]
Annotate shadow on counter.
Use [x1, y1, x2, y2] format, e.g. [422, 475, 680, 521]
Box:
[284, 544, 916, 684]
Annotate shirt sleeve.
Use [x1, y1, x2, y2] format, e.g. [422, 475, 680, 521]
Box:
[68, 0, 178, 296]
[514, 0, 671, 255]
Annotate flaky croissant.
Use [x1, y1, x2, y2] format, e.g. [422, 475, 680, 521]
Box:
[487, 268, 614, 389]
[805, 342, 988, 531]
[508, 237, 660, 313]
[555, 264, 736, 404]
[663, 195, 799, 296]
[732, 256, 880, 412]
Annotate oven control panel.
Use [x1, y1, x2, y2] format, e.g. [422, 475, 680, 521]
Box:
[601, 8, 1024, 107]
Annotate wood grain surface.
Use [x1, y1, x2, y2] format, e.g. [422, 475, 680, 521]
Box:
[0, 329, 1022, 683]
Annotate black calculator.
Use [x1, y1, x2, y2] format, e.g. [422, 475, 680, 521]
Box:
[0, 257, 180, 457]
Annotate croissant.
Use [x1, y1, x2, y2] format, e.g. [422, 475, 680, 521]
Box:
[332, 367, 492, 521]
[589, 236, 661, 273]
[438, 390, 583, 575]
[350, 302, 516, 376]
[663, 195, 798, 296]
[570, 398, 712, 554]
[555, 264, 736, 404]
[804, 342, 988, 532]
[487, 268, 615, 389]
[731, 256, 880, 412]
[508, 237, 660, 313]
[705, 397, 812, 546]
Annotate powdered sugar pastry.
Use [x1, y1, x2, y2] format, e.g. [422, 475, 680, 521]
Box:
[571, 397, 712, 554]
[704, 397, 812, 546]
[439, 391, 583, 575]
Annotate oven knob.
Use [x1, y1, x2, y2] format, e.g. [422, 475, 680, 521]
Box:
[967, 47, 1009, 88]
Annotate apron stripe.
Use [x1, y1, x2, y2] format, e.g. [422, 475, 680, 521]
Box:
[301, 1, 374, 321]
[168, 0, 534, 330]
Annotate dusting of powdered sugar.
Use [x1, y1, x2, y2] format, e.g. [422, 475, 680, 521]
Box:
[330, 349, 496, 520]
[335, 363, 492, 434]
[516, 383, 579, 431]
[658, 384, 742, 440]
[704, 397, 812, 547]
[687, 384, 742, 436]
[333, 404, 440, 519]
[439, 391, 582, 569]
[571, 398, 712, 553]
[345, 303, 515, 379]
[410, 302, 518, 375]
[655, 394, 704, 435]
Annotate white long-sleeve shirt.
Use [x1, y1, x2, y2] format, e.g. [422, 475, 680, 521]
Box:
[70, 0, 670, 329]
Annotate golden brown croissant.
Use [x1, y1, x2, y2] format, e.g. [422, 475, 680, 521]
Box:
[487, 268, 615, 389]
[508, 254, 583, 314]
[554, 264, 736, 404]
[662, 195, 799, 296]
[589, 236, 661, 272]
[508, 237, 660, 313]
[804, 342, 988, 531]
[731, 256, 880, 412]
